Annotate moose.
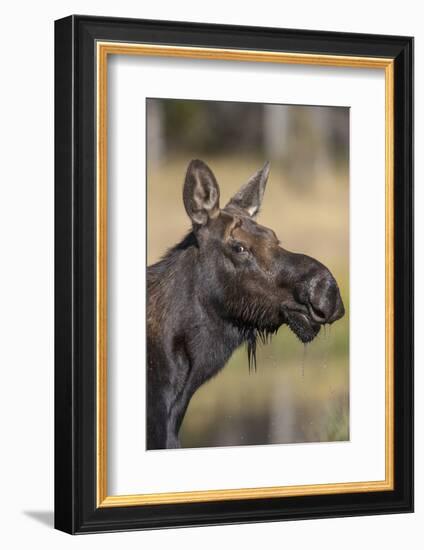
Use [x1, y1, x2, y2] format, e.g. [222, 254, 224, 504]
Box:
[147, 160, 345, 449]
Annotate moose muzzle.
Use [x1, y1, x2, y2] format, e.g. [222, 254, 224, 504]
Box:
[293, 259, 345, 325]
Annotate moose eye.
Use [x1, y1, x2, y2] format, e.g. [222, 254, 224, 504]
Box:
[233, 243, 247, 254]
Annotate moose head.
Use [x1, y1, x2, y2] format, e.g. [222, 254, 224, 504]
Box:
[183, 159, 345, 349]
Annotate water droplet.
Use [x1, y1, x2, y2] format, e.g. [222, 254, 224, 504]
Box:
[301, 343, 307, 378]
[323, 325, 330, 369]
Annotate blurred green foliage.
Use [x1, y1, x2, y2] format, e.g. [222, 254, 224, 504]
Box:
[148, 98, 349, 190]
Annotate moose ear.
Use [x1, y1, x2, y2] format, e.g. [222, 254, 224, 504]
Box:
[226, 162, 270, 218]
[183, 159, 220, 226]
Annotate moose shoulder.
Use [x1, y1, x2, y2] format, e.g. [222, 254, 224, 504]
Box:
[147, 160, 345, 450]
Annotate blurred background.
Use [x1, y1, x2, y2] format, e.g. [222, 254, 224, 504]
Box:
[147, 98, 349, 448]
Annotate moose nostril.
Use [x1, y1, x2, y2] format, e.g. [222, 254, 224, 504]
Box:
[294, 268, 344, 325]
[309, 303, 327, 322]
[308, 276, 345, 324]
[307, 274, 339, 323]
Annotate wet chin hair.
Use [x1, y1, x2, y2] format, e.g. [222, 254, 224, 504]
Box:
[245, 328, 277, 372]
[245, 319, 321, 372]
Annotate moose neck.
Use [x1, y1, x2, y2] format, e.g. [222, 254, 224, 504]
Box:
[147, 232, 246, 449]
[148, 231, 246, 361]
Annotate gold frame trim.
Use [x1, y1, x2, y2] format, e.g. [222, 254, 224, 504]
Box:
[96, 42, 395, 508]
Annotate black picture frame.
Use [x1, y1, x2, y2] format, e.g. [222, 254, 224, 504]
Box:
[55, 14, 413, 534]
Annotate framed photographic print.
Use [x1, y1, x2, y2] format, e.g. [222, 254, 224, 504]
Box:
[54, 15, 413, 534]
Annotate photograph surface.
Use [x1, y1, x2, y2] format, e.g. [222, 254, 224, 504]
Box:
[146, 98, 349, 450]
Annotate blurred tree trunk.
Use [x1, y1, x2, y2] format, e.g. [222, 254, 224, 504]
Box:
[147, 100, 165, 166]
[263, 104, 290, 163]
